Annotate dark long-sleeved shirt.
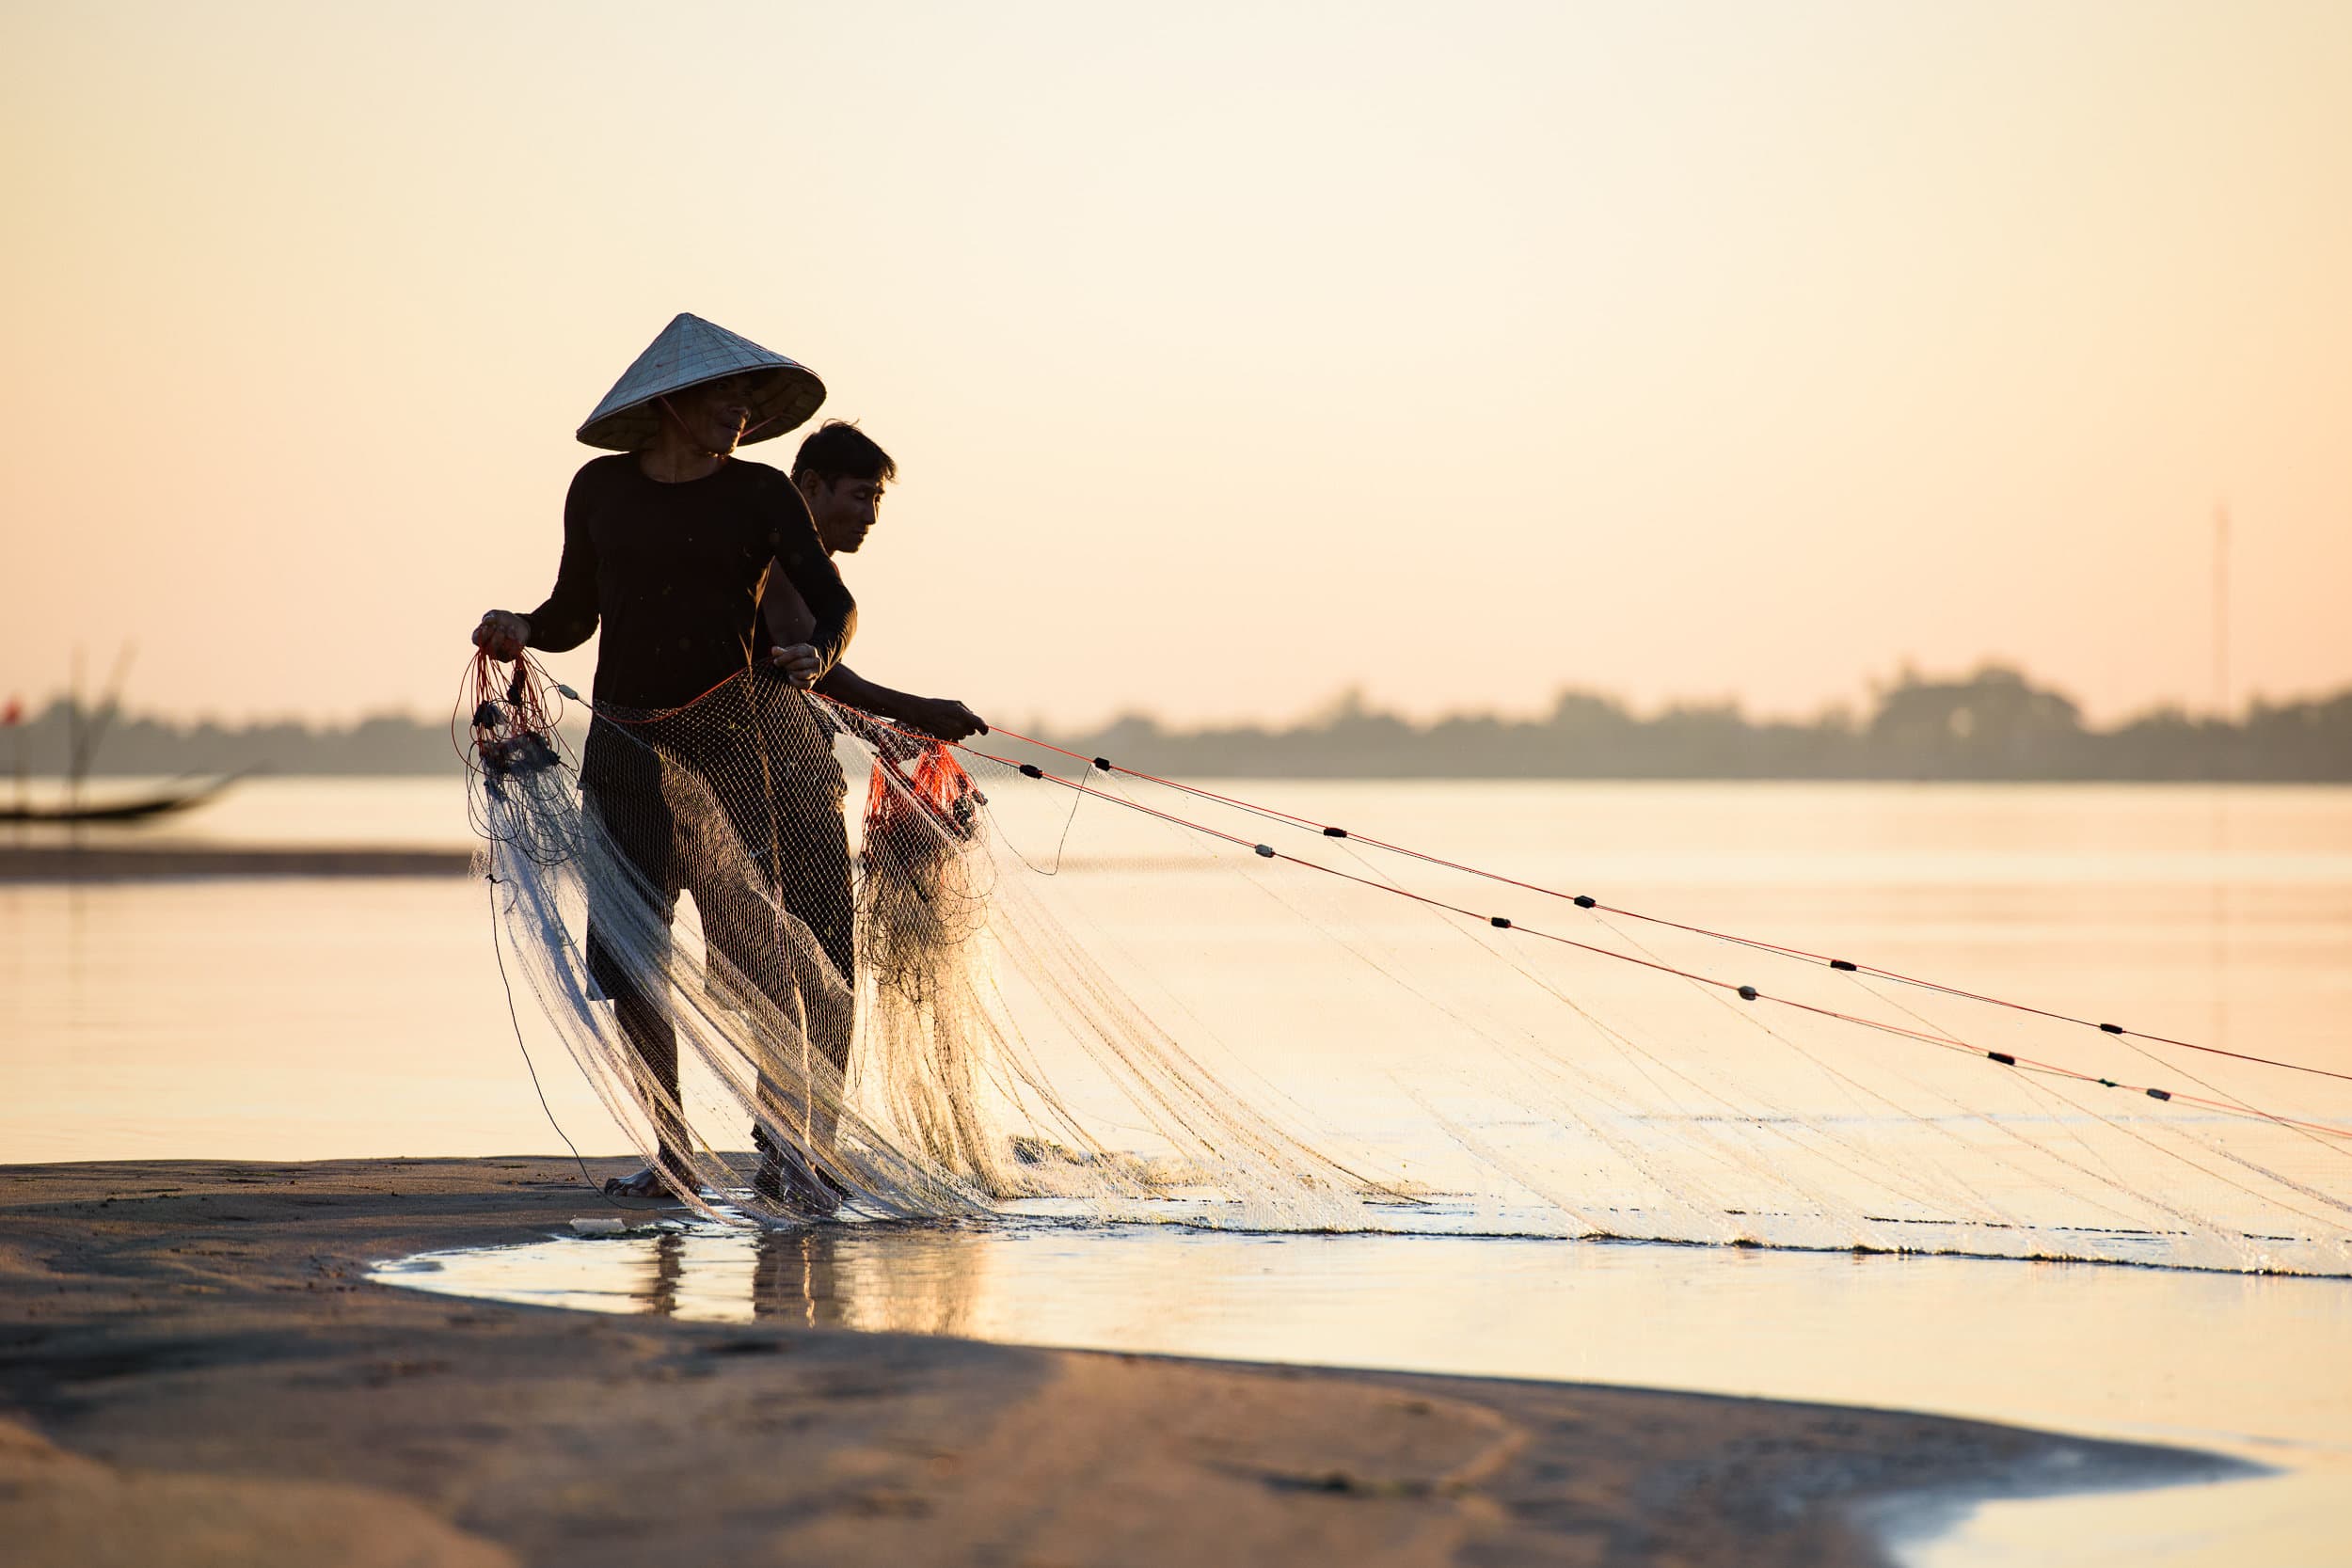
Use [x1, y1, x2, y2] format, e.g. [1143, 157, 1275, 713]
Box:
[526, 454, 855, 710]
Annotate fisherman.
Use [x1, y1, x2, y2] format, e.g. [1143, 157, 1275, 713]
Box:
[777, 420, 986, 742]
[472, 312, 858, 1205]
[740, 420, 990, 1202]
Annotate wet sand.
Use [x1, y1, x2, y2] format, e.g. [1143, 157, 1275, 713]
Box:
[0, 1158, 2225, 1567]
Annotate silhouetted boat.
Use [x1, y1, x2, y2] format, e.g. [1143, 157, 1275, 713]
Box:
[0, 773, 243, 825]
[6, 644, 256, 827]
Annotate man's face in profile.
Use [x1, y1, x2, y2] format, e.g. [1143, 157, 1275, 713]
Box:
[804, 476, 884, 554]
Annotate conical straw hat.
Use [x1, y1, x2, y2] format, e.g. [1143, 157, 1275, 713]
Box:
[576, 313, 826, 451]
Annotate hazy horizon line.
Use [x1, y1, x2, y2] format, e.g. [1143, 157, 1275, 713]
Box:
[5, 657, 2343, 736]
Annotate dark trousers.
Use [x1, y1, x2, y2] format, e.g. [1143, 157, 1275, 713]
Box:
[581, 695, 856, 1161]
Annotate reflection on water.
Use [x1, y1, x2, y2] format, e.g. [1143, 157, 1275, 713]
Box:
[376, 1217, 2352, 1451]
[608, 1223, 993, 1338]
[373, 1218, 2352, 1567]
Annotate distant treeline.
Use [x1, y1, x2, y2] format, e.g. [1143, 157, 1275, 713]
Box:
[1047, 667, 2352, 782]
[7, 666, 2349, 781]
[1, 705, 471, 777]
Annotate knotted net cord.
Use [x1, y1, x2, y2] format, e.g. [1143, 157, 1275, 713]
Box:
[464, 655, 2352, 1274]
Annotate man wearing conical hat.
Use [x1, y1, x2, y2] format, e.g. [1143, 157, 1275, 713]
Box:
[473, 313, 859, 1203]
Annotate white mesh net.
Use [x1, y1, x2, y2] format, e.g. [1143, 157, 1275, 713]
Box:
[467, 659, 2352, 1275]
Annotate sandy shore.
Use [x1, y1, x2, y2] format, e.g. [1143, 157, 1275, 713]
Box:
[0, 1158, 2224, 1567]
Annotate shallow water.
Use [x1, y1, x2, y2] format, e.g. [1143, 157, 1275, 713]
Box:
[377, 1213, 2348, 1449]
[373, 1215, 2350, 1566]
[9, 777, 2352, 1560]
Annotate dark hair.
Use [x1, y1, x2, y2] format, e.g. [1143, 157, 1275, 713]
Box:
[791, 420, 897, 487]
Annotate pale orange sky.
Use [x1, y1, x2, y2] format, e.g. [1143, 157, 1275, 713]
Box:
[3, 2, 2347, 728]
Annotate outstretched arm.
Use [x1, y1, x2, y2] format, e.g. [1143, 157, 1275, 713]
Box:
[818, 663, 987, 742]
[758, 558, 979, 737]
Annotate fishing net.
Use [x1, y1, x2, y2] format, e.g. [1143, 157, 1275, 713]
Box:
[465, 656, 2352, 1275]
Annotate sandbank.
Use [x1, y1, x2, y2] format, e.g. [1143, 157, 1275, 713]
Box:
[0, 1158, 2225, 1566]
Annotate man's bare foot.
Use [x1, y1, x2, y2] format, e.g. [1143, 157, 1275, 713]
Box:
[601, 1165, 675, 1200]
